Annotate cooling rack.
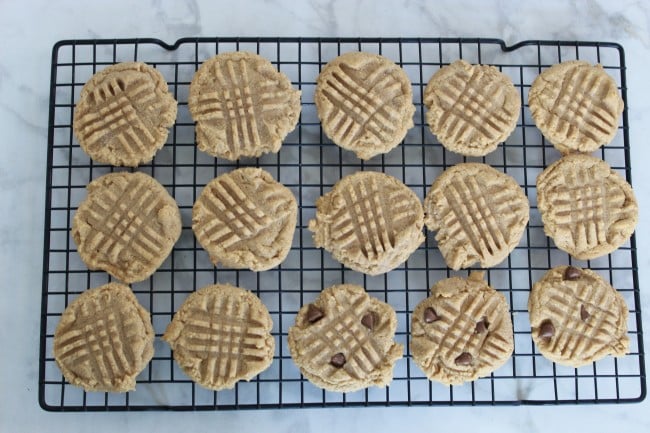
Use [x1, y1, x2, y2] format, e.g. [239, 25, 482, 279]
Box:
[39, 37, 644, 411]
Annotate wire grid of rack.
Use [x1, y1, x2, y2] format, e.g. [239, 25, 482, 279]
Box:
[39, 38, 645, 411]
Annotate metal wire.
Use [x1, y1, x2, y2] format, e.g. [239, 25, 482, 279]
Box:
[39, 38, 645, 411]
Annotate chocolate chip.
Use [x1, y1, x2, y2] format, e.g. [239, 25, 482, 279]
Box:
[330, 353, 346, 368]
[455, 352, 473, 366]
[563, 266, 581, 280]
[306, 304, 324, 323]
[539, 320, 555, 339]
[580, 305, 590, 321]
[475, 317, 489, 334]
[423, 307, 440, 323]
[361, 312, 377, 330]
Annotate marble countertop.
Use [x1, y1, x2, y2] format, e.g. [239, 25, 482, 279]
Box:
[2, 0, 650, 431]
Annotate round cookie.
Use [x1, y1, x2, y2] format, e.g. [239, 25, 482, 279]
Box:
[163, 284, 275, 390]
[188, 51, 301, 160]
[72, 171, 182, 283]
[424, 60, 520, 156]
[410, 271, 514, 385]
[424, 163, 529, 270]
[73, 62, 177, 167]
[315, 51, 415, 160]
[308, 171, 425, 275]
[536, 154, 637, 260]
[53, 283, 155, 392]
[528, 60, 624, 154]
[288, 284, 403, 392]
[528, 266, 629, 367]
[193, 167, 297, 271]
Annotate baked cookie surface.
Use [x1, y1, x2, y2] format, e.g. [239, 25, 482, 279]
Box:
[288, 284, 403, 392]
[309, 171, 424, 275]
[315, 51, 415, 160]
[424, 163, 529, 270]
[424, 59, 520, 156]
[73, 62, 177, 166]
[193, 167, 297, 271]
[163, 284, 275, 390]
[72, 171, 181, 283]
[189, 51, 301, 160]
[410, 271, 514, 385]
[53, 283, 155, 392]
[529, 60, 624, 154]
[528, 266, 629, 367]
[536, 154, 637, 260]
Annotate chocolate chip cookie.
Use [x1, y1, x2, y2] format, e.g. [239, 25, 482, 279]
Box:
[288, 284, 403, 392]
[410, 271, 514, 385]
[528, 266, 629, 367]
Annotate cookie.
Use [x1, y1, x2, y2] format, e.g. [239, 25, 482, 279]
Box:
[424, 60, 520, 156]
[309, 171, 424, 275]
[163, 284, 275, 390]
[528, 61, 624, 154]
[72, 171, 182, 283]
[188, 51, 301, 160]
[73, 62, 177, 167]
[53, 283, 154, 392]
[536, 154, 637, 259]
[424, 163, 529, 270]
[315, 51, 415, 160]
[193, 167, 297, 271]
[288, 284, 403, 392]
[410, 271, 513, 385]
[528, 266, 629, 367]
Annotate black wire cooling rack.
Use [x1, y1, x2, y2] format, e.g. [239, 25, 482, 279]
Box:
[39, 37, 645, 411]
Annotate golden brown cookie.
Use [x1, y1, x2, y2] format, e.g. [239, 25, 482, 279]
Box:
[163, 284, 275, 390]
[424, 60, 520, 156]
[424, 163, 529, 270]
[73, 62, 177, 167]
[529, 60, 624, 154]
[288, 284, 403, 392]
[315, 51, 415, 160]
[192, 167, 297, 271]
[410, 271, 513, 385]
[536, 154, 637, 260]
[72, 171, 182, 283]
[188, 51, 301, 160]
[528, 266, 629, 367]
[309, 171, 424, 275]
[53, 283, 155, 392]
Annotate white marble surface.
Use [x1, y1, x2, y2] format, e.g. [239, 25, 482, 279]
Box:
[2, 0, 650, 431]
